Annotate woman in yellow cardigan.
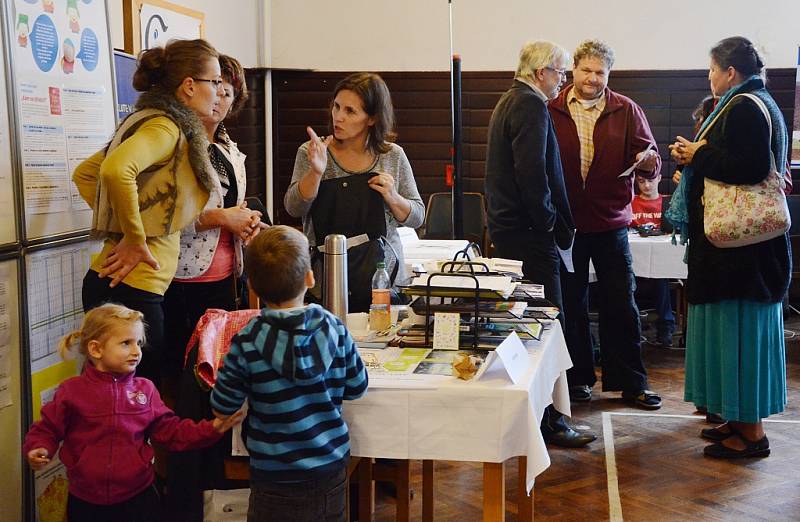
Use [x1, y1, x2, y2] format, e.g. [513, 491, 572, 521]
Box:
[72, 39, 222, 385]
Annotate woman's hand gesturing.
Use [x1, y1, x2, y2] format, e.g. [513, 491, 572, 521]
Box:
[306, 126, 333, 176]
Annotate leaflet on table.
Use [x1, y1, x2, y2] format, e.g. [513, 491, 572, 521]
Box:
[413, 350, 488, 377]
[359, 347, 431, 375]
[618, 143, 655, 178]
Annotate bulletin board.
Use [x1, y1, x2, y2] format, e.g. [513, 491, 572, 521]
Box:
[4, 0, 118, 241]
[25, 238, 99, 522]
[0, 11, 19, 247]
[0, 257, 22, 522]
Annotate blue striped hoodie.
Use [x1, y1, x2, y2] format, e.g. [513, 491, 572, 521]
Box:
[210, 303, 368, 481]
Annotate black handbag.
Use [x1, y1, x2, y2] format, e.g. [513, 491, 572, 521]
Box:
[310, 172, 398, 312]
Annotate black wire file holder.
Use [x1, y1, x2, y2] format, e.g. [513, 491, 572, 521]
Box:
[423, 260, 490, 349]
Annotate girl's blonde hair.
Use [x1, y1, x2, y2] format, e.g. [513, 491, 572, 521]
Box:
[58, 303, 146, 360]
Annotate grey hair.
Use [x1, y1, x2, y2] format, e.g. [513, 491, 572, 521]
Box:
[573, 39, 615, 69]
[515, 41, 570, 83]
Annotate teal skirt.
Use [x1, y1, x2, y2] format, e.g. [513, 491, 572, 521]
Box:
[684, 300, 786, 423]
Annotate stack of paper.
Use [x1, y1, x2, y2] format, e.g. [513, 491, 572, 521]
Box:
[408, 274, 518, 298]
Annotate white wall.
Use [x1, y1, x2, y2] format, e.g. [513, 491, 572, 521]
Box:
[107, 0, 262, 67]
[269, 0, 800, 71]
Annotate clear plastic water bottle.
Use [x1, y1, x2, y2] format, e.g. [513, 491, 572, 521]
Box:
[371, 261, 391, 312]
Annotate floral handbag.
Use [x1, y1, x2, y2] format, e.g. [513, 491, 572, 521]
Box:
[702, 93, 790, 248]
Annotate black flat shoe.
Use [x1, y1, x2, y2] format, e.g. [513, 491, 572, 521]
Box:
[701, 423, 734, 442]
[703, 435, 770, 459]
[569, 385, 592, 402]
[706, 412, 725, 424]
[621, 389, 662, 410]
[543, 427, 597, 448]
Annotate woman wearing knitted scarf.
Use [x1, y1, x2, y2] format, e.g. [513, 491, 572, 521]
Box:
[72, 39, 222, 386]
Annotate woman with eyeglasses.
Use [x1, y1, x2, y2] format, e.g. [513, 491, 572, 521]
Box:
[72, 38, 223, 386]
[162, 54, 264, 384]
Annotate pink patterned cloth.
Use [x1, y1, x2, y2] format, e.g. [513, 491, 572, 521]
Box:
[184, 308, 261, 388]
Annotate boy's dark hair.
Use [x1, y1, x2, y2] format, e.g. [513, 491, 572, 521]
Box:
[245, 226, 310, 304]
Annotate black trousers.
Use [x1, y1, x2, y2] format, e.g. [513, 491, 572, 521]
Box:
[561, 228, 648, 392]
[161, 275, 237, 380]
[493, 233, 571, 432]
[67, 484, 162, 522]
[163, 275, 239, 521]
[82, 270, 164, 387]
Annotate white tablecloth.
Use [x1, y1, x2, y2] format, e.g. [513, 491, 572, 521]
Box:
[589, 232, 687, 280]
[341, 322, 573, 494]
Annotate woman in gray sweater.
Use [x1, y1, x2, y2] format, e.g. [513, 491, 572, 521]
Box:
[284, 72, 425, 290]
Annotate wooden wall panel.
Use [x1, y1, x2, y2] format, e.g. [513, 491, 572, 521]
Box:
[271, 69, 796, 226]
[224, 68, 268, 203]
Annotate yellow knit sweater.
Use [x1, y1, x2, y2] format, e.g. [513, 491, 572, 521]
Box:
[73, 116, 207, 295]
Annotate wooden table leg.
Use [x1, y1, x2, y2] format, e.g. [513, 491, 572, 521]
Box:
[517, 456, 533, 522]
[396, 459, 411, 522]
[483, 461, 505, 522]
[358, 458, 374, 522]
[422, 460, 434, 522]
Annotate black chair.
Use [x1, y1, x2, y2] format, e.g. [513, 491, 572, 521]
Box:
[421, 192, 488, 253]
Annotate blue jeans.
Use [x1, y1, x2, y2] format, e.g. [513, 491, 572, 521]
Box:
[561, 228, 649, 392]
[248, 466, 347, 522]
[635, 277, 676, 337]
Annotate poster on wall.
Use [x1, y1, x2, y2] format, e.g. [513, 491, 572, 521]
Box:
[26, 240, 99, 522]
[113, 50, 138, 122]
[0, 17, 19, 246]
[123, 0, 204, 54]
[793, 47, 800, 168]
[6, 0, 116, 240]
[0, 259, 23, 522]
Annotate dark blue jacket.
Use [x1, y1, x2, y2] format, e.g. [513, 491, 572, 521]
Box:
[485, 80, 574, 249]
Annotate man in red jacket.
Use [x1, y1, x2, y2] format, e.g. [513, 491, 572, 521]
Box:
[548, 39, 662, 410]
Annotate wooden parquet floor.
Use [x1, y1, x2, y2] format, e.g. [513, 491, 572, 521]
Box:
[371, 328, 800, 522]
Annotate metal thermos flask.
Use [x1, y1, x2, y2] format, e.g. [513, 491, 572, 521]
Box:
[323, 234, 348, 321]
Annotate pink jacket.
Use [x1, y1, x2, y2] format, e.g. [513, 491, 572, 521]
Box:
[23, 364, 222, 505]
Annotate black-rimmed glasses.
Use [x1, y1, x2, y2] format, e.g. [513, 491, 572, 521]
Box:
[193, 77, 225, 90]
[545, 67, 568, 79]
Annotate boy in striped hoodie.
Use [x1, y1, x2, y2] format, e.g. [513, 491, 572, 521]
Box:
[210, 225, 368, 521]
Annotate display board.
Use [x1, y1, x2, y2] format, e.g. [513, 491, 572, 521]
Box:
[113, 49, 138, 122]
[26, 239, 99, 522]
[0, 258, 22, 522]
[0, 10, 19, 247]
[5, 0, 117, 241]
[792, 46, 800, 167]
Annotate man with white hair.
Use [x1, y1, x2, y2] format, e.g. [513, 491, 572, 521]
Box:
[485, 41, 596, 447]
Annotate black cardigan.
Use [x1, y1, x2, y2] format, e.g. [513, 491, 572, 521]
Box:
[484, 81, 574, 249]
[686, 83, 791, 304]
